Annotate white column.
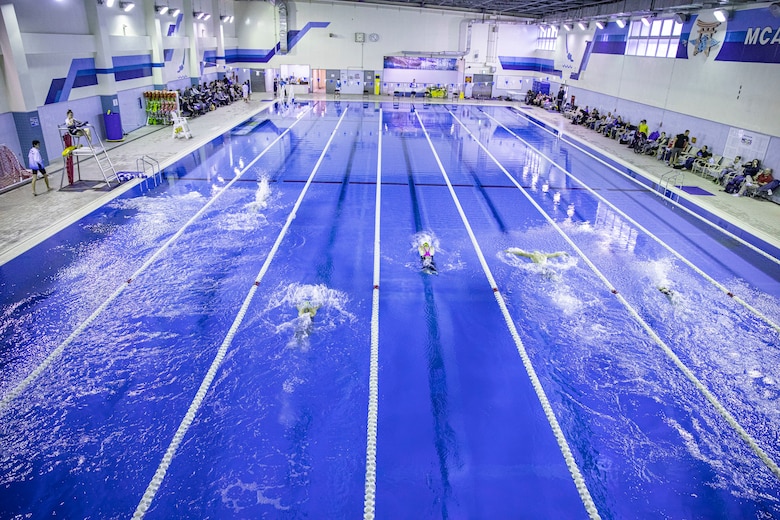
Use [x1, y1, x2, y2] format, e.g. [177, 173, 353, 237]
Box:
[0, 3, 36, 112]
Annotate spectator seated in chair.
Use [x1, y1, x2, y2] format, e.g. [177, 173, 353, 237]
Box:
[642, 131, 666, 155]
[711, 156, 742, 184]
[618, 124, 637, 144]
[738, 168, 774, 197]
[682, 145, 711, 170]
[755, 176, 780, 199]
[725, 159, 761, 194]
[592, 115, 608, 132]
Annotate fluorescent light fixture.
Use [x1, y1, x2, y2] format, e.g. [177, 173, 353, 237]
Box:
[563, 23, 573, 31]
[155, 5, 169, 14]
[106, 0, 115, 6]
[119, 1, 134, 11]
[170, 7, 180, 16]
[595, 21, 605, 29]
[616, 19, 626, 28]
[202, 12, 211, 20]
[641, 16, 652, 27]
[193, 10, 204, 19]
[713, 9, 728, 22]
[577, 21, 589, 30]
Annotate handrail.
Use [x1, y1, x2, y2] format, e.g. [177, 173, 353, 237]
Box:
[657, 169, 683, 203]
[134, 155, 162, 191]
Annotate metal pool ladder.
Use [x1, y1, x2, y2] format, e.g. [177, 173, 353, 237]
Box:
[656, 169, 682, 203]
[135, 155, 162, 191]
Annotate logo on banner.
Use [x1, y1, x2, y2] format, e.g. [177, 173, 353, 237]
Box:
[685, 19, 721, 57]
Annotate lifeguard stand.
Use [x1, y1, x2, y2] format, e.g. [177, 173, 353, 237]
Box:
[58, 123, 119, 188]
[171, 111, 192, 139]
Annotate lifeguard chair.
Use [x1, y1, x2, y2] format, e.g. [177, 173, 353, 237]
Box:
[171, 111, 192, 139]
[57, 123, 118, 188]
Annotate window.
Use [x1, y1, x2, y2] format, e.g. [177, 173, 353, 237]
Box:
[625, 19, 683, 58]
[538, 25, 558, 51]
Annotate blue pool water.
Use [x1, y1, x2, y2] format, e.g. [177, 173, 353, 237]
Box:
[1, 101, 779, 519]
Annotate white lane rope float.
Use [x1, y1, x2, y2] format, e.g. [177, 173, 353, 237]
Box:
[0, 105, 315, 416]
[415, 110, 603, 519]
[450, 108, 780, 483]
[132, 107, 350, 519]
[502, 107, 780, 335]
[363, 109, 383, 520]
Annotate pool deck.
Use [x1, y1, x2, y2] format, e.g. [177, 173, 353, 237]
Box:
[1, 94, 779, 266]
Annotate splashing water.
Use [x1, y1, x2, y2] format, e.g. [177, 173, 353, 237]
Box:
[266, 283, 354, 349]
[245, 177, 273, 213]
[500, 247, 578, 280]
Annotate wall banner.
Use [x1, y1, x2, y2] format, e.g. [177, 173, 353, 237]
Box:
[714, 8, 780, 63]
[383, 56, 459, 71]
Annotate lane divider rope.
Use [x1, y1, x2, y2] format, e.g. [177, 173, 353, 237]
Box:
[505, 107, 780, 334]
[452, 108, 780, 483]
[416, 110, 602, 519]
[0, 105, 314, 416]
[363, 109, 383, 520]
[132, 107, 350, 519]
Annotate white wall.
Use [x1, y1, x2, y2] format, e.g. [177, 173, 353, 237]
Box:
[235, 1, 467, 71]
[13, 0, 90, 35]
[117, 84, 151, 132]
[0, 112, 20, 153]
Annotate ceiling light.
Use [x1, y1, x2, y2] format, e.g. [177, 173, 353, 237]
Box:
[641, 16, 652, 27]
[616, 19, 626, 28]
[193, 10, 204, 19]
[220, 14, 233, 23]
[202, 13, 211, 20]
[155, 5, 168, 14]
[713, 9, 728, 22]
[119, 1, 134, 11]
[106, 0, 115, 6]
[563, 23, 572, 31]
[170, 7, 180, 16]
[595, 21, 605, 29]
[577, 21, 589, 30]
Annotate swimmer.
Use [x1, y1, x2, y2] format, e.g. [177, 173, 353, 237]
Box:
[297, 301, 320, 318]
[506, 248, 568, 264]
[419, 241, 437, 273]
[658, 286, 674, 301]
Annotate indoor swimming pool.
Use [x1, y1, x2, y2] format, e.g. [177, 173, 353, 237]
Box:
[1, 100, 779, 519]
